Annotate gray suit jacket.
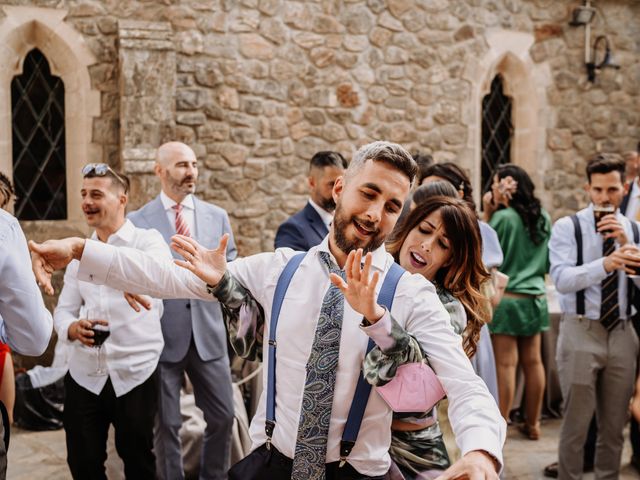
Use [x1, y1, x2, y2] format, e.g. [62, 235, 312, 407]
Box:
[128, 195, 237, 363]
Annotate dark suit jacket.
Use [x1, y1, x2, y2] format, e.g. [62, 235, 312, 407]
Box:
[274, 201, 329, 251]
[128, 195, 237, 363]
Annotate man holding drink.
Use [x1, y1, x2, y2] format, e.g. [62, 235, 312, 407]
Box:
[549, 153, 640, 480]
[53, 165, 170, 479]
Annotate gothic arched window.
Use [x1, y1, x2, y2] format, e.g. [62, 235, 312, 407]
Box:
[481, 75, 513, 194]
[11, 48, 66, 220]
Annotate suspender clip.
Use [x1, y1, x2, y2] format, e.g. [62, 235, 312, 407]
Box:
[268, 339, 277, 347]
[265, 420, 275, 450]
[339, 440, 355, 468]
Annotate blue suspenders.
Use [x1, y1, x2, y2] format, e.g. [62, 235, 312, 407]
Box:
[571, 214, 639, 317]
[264, 252, 405, 465]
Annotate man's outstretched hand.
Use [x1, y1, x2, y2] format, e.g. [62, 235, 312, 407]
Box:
[171, 233, 229, 287]
[29, 237, 86, 295]
[435, 450, 500, 480]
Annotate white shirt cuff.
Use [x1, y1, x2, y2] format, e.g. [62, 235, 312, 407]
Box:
[77, 239, 114, 286]
[359, 309, 395, 351]
[458, 427, 504, 473]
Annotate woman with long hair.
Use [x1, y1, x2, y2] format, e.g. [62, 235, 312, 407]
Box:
[418, 164, 502, 405]
[482, 164, 550, 440]
[364, 196, 491, 479]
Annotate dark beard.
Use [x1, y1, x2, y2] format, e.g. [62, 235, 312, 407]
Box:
[332, 203, 385, 256]
[319, 196, 336, 212]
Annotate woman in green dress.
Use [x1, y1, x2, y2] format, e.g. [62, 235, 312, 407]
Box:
[482, 164, 550, 440]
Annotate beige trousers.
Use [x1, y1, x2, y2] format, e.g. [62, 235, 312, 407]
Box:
[557, 315, 638, 480]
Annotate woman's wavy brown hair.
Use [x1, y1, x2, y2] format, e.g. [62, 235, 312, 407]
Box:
[386, 196, 491, 358]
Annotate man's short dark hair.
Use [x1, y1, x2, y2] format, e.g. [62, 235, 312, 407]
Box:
[586, 153, 626, 184]
[346, 141, 418, 184]
[309, 151, 348, 172]
[83, 168, 130, 194]
[413, 152, 434, 184]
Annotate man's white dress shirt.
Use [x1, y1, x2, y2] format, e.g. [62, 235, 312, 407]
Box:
[550, 204, 640, 319]
[161, 191, 195, 235]
[308, 198, 333, 230]
[54, 220, 169, 397]
[76, 236, 505, 475]
[0, 209, 52, 355]
[626, 180, 640, 221]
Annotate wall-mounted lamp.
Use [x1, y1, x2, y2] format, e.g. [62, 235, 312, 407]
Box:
[568, 0, 621, 83]
[586, 35, 620, 82]
[569, 4, 596, 26]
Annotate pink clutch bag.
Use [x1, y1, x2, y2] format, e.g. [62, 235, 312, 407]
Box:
[376, 362, 446, 413]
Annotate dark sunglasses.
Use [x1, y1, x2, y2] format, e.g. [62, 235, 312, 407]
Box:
[82, 163, 128, 192]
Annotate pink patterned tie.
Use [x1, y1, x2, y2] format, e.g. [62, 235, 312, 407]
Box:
[173, 204, 191, 237]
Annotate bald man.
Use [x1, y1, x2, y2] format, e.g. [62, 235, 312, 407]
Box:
[128, 142, 237, 480]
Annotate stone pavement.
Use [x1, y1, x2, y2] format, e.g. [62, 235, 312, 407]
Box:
[6, 418, 640, 479]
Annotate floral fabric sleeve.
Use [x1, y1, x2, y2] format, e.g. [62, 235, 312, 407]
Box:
[363, 315, 425, 387]
[208, 271, 265, 362]
[363, 287, 467, 387]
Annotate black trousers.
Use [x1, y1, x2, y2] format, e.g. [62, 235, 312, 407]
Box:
[63, 372, 157, 480]
[229, 444, 385, 480]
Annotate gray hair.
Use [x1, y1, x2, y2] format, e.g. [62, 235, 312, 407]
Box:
[345, 141, 417, 185]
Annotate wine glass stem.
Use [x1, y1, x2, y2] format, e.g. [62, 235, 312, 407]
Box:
[97, 346, 103, 373]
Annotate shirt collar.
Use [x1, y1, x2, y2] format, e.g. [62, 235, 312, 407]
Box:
[91, 219, 135, 245]
[312, 235, 388, 273]
[308, 198, 334, 227]
[160, 190, 194, 211]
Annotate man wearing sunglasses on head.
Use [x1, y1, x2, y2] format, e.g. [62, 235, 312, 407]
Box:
[128, 142, 238, 480]
[53, 164, 170, 479]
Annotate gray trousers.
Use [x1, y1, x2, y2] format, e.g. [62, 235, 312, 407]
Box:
[155, 343, 234, 480]
[557, 315, 638, 480]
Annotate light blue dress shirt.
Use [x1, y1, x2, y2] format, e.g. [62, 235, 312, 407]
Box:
[0, 209, 52, 355]
[549, 204, 640, 320]
[479, 221, 504, 269]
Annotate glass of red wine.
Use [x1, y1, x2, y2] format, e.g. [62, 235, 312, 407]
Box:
[86, 310, 110, 377]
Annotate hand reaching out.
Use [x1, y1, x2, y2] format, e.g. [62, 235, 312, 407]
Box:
[124, 293, 151, 312]
[435, 450, 499, 480]
[171, 233, 230, 287]
[329, 249, 385, 324]
[29, 237, 86, 295]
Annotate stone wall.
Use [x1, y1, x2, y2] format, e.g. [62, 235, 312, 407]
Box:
[5, 0, 639, 253]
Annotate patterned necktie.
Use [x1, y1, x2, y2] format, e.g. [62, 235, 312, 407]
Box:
[173, 204, 190, 237]
[291, 251, 345, 480]
[600, 237, 620, 331]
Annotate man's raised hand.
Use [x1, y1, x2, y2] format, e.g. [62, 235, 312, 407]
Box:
[171, 233, 229, 287]
[29, 237, 86, 295]
[329, 249, 385, 324]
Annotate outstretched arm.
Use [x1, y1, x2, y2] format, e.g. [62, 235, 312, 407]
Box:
[30, 236, 213, 300]
[170, 233, 268, 360]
